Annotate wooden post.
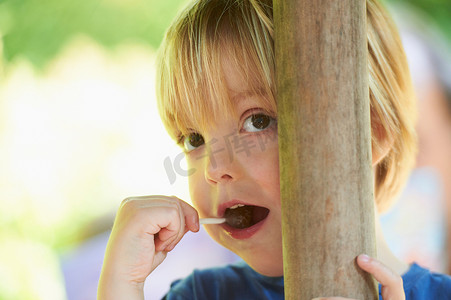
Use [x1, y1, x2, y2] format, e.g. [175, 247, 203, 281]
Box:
[274, 0, 378, 299]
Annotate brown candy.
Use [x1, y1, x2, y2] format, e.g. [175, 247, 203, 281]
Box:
[224, 206, 254, 229]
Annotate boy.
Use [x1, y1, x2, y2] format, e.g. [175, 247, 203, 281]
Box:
[98, 0, 451, 299]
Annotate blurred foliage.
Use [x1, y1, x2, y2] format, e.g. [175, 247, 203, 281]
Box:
[0, 0, 186, 68]
[388, 0, 451, 42]
[0, 0, 450, 69]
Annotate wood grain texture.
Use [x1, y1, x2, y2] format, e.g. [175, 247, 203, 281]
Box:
[273, 0, 378, 299]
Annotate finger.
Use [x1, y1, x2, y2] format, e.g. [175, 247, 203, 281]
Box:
[161, 199, 201, 252]
[357, 254, 400, 286]
[155, 227, 180, 251]
[119, 197, 180, 235]
[164, 199, 187, 251]
[174, 196, 200, 233]
[152, 205, 183, 251]
[357, 254, 405, 300]
[134, 195, 199, 233]
[157, 198, 191, 252]
[119, 196, 197, 252]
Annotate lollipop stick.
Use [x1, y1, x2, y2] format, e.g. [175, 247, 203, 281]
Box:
[199, 218, 226, 225]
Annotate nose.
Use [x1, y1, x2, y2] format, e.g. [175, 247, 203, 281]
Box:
[204, 137, 240, 184]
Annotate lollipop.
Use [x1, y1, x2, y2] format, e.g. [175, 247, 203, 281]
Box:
[224, 205, 254, 229]
[200, 205, 268, 229]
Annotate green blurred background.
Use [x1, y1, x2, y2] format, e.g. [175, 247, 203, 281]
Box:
[0, 0, 450, 299]
[1, 0, 451, 70]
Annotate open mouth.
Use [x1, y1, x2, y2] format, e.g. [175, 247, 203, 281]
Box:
[223, 204, 270, 229]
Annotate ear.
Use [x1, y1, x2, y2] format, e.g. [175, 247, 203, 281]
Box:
[372, 142, 391, 167]
[371, 123, 393, 167]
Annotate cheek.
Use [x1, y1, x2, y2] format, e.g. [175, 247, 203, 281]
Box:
[247, 142, 281, 197]
[186, 158, 209, 214]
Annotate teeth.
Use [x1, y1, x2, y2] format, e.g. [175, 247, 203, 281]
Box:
[229, 204, 245, 209]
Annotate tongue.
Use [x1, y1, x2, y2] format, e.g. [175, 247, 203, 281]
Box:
[224, 205, 269, 229]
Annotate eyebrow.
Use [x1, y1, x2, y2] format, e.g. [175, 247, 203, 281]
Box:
[231, 90, 255, 102]
[232, 91, 267, 117]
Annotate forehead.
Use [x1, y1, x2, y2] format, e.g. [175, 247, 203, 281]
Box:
[222, 55, 251, 96]
[221, 50, 276, 110]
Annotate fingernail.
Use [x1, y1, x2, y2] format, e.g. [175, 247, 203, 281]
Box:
[359, 254, 370, 263]
[192, 215, 200, 232]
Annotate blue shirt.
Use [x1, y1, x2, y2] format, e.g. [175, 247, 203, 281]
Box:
[400, 263, 451, 299]
[165, 261, 451, 299]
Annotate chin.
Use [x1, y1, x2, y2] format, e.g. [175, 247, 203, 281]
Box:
[238, 244, 284, 277]
[247, 257, 284, 277]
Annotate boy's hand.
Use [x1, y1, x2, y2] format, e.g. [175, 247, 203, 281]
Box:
[312, 254, 405, 300]
[97, 195, 199, 300]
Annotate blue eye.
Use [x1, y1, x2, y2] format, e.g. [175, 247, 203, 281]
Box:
[243, 114, 274, 132]
[183, 133, 205, 151]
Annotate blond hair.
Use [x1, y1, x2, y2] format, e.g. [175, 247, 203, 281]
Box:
[367, 0, 417, 211]
[156, 0, 417, 211]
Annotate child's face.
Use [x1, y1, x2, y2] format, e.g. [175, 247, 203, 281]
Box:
[185, 58, 284, 277]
